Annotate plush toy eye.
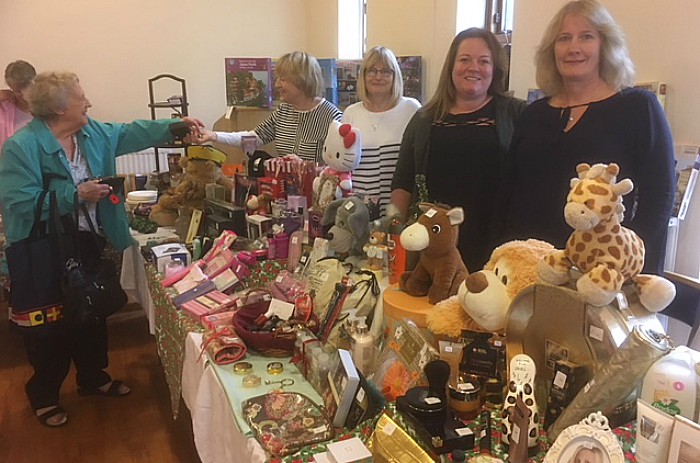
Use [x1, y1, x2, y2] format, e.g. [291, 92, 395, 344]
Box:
[494, 267, 499, 276]
[431, 224, 441, 234]
[501, 275, 508, 286]
[335, 152, 340, 159]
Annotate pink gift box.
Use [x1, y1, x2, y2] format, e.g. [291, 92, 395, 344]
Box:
[201, 311, 236, 330]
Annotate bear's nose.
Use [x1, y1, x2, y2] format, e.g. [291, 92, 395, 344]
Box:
[465, 272, 488, 294]
[326, 232, 334, 241]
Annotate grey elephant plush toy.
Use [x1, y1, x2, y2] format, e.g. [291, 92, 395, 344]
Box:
[321, 196, 370, 259]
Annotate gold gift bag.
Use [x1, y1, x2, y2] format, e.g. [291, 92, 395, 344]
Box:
[368, 413, 435, 463]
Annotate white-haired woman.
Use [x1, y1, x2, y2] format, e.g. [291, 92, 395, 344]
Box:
[0, 71, 204, 427]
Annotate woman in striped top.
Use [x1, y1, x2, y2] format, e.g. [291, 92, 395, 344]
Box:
[201, 51, 341, 163]
[342, 47, 420, 215]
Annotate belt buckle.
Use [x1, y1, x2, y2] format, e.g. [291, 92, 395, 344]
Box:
[28, 309, 46, 326]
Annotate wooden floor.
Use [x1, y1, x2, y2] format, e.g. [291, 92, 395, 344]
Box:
[0, 303, 202, 463]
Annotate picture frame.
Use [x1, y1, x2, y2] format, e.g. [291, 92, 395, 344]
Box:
[635, 399, 675, 463]
[543, 412, 624, 463]
[667, 414, 700, 463]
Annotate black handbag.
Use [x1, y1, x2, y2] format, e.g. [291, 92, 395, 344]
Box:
[61, 202, 127, 325]
[5, 186, 74, 325]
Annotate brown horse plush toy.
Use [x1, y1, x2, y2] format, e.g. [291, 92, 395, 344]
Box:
[399, 203, 469, 304]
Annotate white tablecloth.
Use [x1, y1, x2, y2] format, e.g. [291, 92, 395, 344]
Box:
[183, 332, 269, 463]
[120, 227, 178, 334]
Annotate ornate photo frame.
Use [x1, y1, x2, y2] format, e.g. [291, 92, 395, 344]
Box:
[544, 412, 624, 463]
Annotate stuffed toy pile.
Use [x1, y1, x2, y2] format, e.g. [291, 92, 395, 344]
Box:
[150, 155, 233, 226]
[538, 162, 675, 312]
[312, 121, 361, 214]
[399, 203, 468, 304]
[426, 239, 553, 338]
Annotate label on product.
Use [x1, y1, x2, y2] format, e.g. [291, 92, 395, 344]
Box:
[344, 201, 355, 211]
[458, 382, 476, 392]
[444, 345, 453, 353]
[424, 397, 441, 405]
[312, 425, 328, 434]
[589, 325, 604, 342]
[383, 422, 396, 435]
[511, 424, 521, 443]
[268, 298, 295, 320]
[356, 388, 365, 402]
[425, 208, 437, 218]
[456, 427, 474, 437]
[553, 371, 568, 389]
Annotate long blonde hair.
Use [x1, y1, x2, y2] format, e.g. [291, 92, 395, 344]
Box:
[535, 0, 635, 96]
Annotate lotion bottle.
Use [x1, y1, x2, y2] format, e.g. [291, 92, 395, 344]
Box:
[351, 317, 375, 376]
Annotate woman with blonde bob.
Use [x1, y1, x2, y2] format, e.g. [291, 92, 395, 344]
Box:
[391, 28, 526, 271]
[343, 46, 420, 215]
[201, 51, 341, 163]
[0, 71, 204, 428]
[499, 0, 674, 275]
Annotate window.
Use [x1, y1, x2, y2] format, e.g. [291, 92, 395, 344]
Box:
[456, 0, 488, 32]
[456, 0, 515, 34]
[338, 0, 365, 59]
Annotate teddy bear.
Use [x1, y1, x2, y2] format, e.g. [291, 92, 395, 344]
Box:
[321, 196, 370, 259]
[313, 121, 362, 215]
[426, 239, 555, 338]
[363, 230, 387, 271]
[399, 203, 469, 304]
[538, 162, 675, 312]
[149, 155, 234, 226]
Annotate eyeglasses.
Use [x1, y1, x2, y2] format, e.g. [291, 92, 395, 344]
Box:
[365, 68, 394, 78]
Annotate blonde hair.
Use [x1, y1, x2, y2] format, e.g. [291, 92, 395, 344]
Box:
[535, 0, 635, 96]
[357, 46, 403, 107]
[422, 28, 509, 121]
[569, 444, 604, 463]
[275, 51, 324, 99]
[5, 60, 36, 90]
[27, 71, 80, 120]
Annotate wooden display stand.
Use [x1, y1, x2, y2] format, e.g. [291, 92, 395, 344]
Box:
[382, 283, 435, 333]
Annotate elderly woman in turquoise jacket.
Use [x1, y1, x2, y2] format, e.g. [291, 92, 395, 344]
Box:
[0, 71, 203, 428]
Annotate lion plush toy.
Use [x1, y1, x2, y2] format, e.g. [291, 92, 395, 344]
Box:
[426, 239, 554, 338]
[538, 162, 675, 312]
[149, 156, 234, 226]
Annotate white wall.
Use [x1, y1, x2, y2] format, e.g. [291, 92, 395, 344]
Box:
[0, 0, 308, 127]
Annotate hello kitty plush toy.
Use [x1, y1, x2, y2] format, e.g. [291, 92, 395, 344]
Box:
[312, 121, 362, 214]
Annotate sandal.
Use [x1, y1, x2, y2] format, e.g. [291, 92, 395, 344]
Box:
[36, 406, 68, 427]
[78, 380, 131, 397]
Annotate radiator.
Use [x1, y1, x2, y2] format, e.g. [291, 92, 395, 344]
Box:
[116, 149, 170, 175]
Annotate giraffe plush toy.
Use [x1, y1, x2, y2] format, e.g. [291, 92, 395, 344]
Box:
[538, 162, 675, 312]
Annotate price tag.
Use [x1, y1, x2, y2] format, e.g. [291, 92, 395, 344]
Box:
[383, 422, 396, 435]
[511, 423, 521, 443]
[425, 208, 437, 218]
[423, 397, 441, 405]
[456, 427, 473, 437]
[553, 370, 568, 389]
[589, 325, 604, 341]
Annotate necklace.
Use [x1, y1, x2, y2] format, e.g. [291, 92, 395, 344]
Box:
[369, 111, 387, 131]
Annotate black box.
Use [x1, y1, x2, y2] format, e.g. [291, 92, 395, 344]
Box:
[396, 396, 475, 455]
[202, 198, 247, 238]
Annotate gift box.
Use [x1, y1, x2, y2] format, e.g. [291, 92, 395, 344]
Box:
[201, 311, 237, 330]
[151, 243, 191, 274]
